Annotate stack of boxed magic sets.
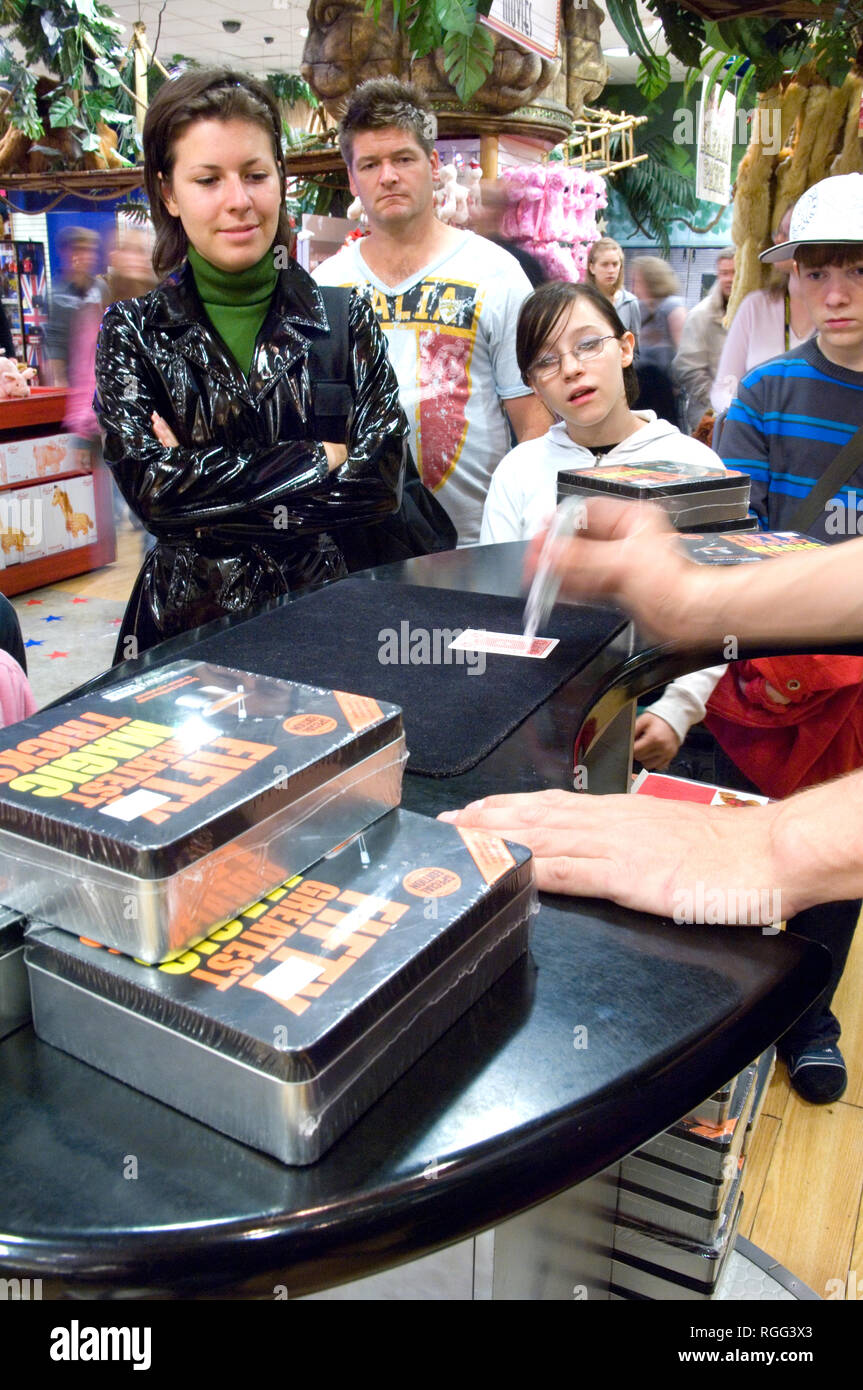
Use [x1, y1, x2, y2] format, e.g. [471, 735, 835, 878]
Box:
[0, 659, 535, 1163]
[608, 1049, 777, 1301]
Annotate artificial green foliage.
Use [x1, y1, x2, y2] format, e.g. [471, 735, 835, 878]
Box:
[635, 52, 670, 102]
[364, 0, 494, 101]
[0, 0, 139, 164]
[649, 1, 704, 69]
[267, 73, 320, 108]
[606, 0, 863, 102]
[442, 23, 495, 103]
[407, 1, 444, 59]
[610, 134, 699, 255]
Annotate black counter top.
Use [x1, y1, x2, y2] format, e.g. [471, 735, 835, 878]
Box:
[0, 897, 823, 1298]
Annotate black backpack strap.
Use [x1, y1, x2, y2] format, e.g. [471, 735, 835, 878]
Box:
[790, 424, 863, 533]
[307, 285, 354, 442]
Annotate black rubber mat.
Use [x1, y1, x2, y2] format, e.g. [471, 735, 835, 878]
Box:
[187, 578, 626, 777]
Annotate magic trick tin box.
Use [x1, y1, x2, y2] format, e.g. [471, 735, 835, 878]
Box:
[557, 460, 750, 530]
[0, 907, 29, 1039]
[0, 660, 405, 962]
[26, 808, 535, 1164]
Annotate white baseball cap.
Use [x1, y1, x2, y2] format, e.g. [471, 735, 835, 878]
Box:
[760, 173, 863, 262]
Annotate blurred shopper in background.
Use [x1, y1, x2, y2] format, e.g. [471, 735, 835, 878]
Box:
[469, 179, 547, 289]
[672, 246, 735, 433]
[45, 227, 103, 387]
[586, 237, 640, 344]
[64, 227, 158, 534]
[0, 301, 15, 361]
[629, 255, 686, 426]
[630, 255, 686, 370]
[711, 203, 815, 415]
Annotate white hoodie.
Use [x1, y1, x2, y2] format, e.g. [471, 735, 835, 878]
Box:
[479, 412, 725, 744]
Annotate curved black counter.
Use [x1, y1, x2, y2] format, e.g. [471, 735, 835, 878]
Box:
[0, 901, 823, 1298]
[0, 544, 831, 1297]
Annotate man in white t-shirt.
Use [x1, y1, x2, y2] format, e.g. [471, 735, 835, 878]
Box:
[313, 77, 551, 545]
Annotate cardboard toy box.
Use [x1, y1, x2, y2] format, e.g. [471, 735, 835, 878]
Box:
[0, 481, 44, 566]
[557, 459, 750, 530]
[26, 808, 536, 1163]
[50, 474, 97, 550]
[0, 660, 406, 962]
[2, 432, 81, 486]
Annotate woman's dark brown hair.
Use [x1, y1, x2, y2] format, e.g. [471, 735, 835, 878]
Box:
[144, 67, 292, 277]
[516, 281, 640, 406]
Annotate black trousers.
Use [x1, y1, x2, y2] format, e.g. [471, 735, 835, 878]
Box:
[664, 725, 857, 1054]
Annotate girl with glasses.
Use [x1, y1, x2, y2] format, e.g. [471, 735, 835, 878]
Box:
[480, 280, 727, 772]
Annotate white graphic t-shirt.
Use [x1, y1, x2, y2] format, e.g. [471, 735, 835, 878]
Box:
[313, 231, 533, 544]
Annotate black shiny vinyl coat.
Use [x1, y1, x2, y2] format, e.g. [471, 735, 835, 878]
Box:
[94, 258, 406, 658]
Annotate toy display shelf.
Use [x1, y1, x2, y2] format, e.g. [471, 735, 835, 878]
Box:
[0, 388, 115, 597]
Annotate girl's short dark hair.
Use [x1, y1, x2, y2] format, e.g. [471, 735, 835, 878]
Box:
[144, 67, 293, 277]
[516, 281, 640, 406]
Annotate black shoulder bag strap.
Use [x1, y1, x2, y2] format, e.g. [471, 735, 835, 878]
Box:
[307, 285, 457, 569]
[308, 285, 353, 441]
[789, 424, 863, 533]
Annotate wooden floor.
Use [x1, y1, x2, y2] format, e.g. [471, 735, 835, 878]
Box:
[38, 529, 863, 1301]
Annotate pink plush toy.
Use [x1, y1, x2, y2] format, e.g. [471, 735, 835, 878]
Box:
[559, 168, 578, 245]
[538, 166, 566, 244]
[543, 240, 578, 282]
[501, 167, 529, 239]
[516, 166, 546, 241]
[0, 357, 35, 399]
[571, 173, 594, 243]
[588, 172, 608, 211]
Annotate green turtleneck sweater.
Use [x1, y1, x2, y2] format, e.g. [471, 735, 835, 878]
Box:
[187, 245, 279, 377]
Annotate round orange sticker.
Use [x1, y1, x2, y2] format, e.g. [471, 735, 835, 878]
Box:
[402, 867, 462, 898]
[282, 714, 339, 736]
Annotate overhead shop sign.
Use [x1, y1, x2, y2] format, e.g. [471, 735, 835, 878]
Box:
[696, 75, 736, 206]
[483, 0, 561, 62]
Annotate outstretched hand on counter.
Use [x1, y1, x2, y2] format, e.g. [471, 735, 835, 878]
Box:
[440, 790, 788, 924]
[439, 776, 863, 926]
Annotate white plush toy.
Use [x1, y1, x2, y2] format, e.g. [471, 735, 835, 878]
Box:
[465, 158, 483, 218]
[435, 163, 457, 223]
